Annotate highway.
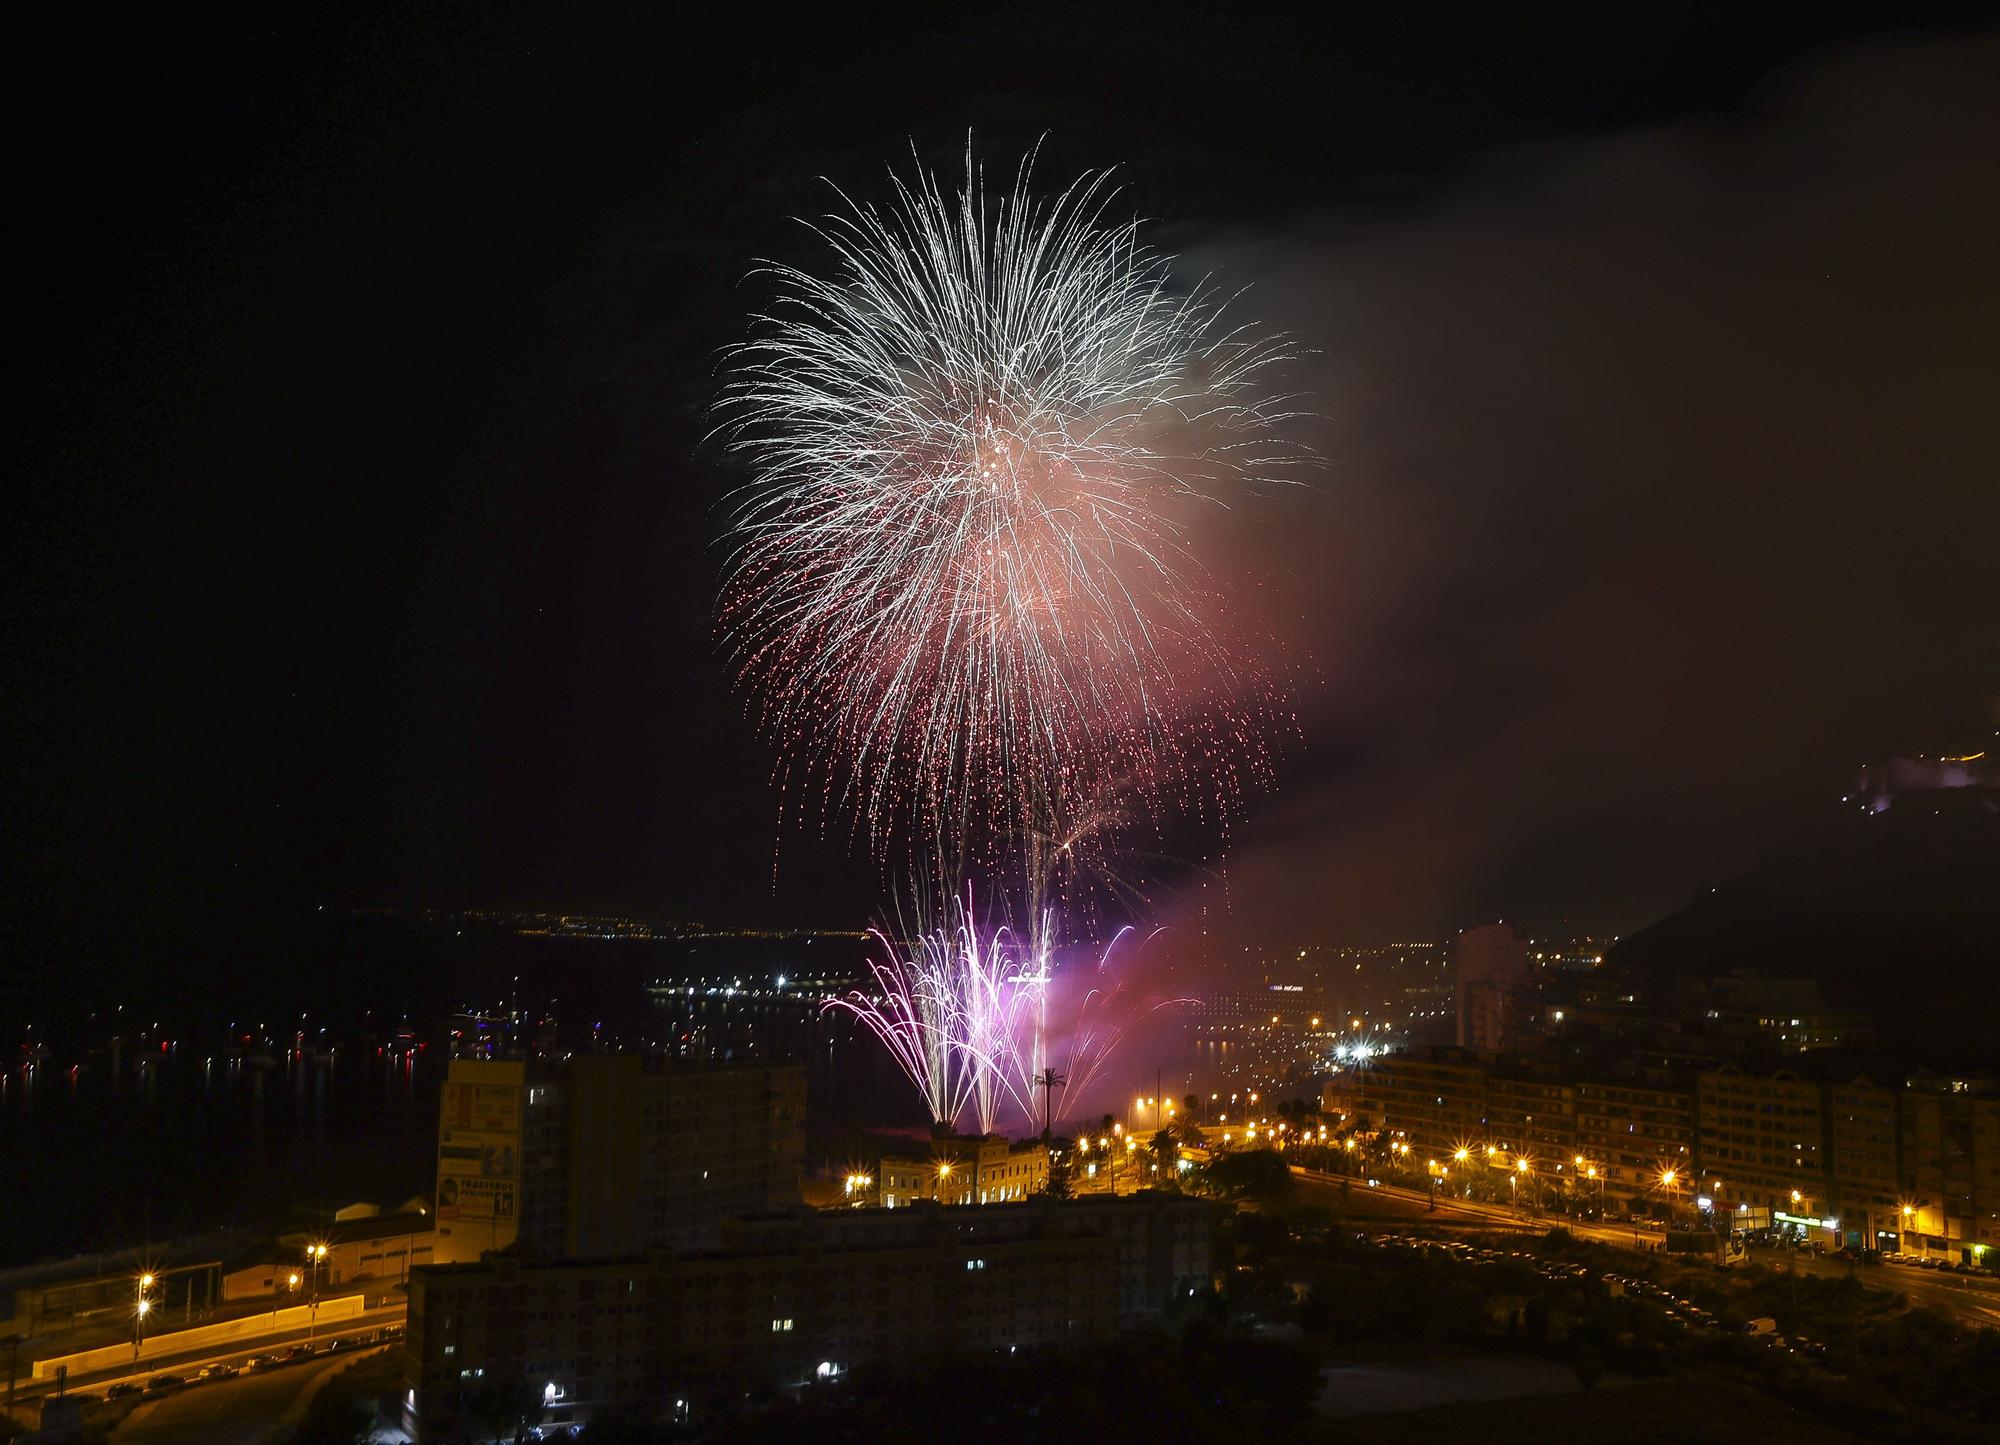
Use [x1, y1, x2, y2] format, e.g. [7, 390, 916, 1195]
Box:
[19, 1303, 405, 1402]
[1288, 1166, 2000, 1329]
[111, 1345, 391, 1445]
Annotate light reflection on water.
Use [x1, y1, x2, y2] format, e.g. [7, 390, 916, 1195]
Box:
[4, 992, 1249, 1269]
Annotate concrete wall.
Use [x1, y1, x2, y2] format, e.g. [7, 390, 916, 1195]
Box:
[31, 1294, 366, 1379]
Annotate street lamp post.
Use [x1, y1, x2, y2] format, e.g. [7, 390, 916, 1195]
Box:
[132, 1273, 154, 1361]
[305, 1242, 329, 1346]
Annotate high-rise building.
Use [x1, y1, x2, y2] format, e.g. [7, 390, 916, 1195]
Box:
[433, 1055, 805, 1265]
[1454, 922, 1531, 1051]
[1895, 1080, 2000, 1257]
[1824, 1074, 1900, 1246]
[435, 1061, 527, 1263]
[1695, 1065, 1829, 1222]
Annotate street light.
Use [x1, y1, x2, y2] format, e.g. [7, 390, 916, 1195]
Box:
[133, 1279, 153, 1362]
[304, 1240, 330, 1345]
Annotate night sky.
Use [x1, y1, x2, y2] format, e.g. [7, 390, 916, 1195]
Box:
[10, 6, 1998, 1012]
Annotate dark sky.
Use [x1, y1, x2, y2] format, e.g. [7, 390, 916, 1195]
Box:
[9, 6, 1998, 1009]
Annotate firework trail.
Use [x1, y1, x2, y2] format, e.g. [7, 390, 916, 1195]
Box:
[718, 147, 1301, 859]
[824, 889, 1182, 1135]
[823, 923, 969, 1126]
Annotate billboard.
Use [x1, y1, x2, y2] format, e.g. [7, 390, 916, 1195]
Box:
[435, 1064, 524, 1253]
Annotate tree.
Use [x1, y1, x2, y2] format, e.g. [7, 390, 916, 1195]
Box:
[1199, 1149, 1295, 1202]
[1151, 1128, 1177, 1186]
[291, 1388, 376, 1445]
[1045, 1141, 1074, 1198]
[1572, 1343, 1604, 1391]
[1300, 1281, 1333, 1334]
[465, 1377, 539, 1444]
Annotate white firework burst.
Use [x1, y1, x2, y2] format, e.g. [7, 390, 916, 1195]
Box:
[717, 146, 1301, 857]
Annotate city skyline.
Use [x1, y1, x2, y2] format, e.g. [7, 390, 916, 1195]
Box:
[6, 9, 1999, 1440]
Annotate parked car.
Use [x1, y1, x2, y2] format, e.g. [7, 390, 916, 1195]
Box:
[107, 1382, 143, 1400]
[146, 1374, 185, 1393]
[245, 1355, 272, 1372]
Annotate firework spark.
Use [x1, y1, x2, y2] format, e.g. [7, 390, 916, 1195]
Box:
[718, 148, 1300, 857]
[823, 889, 1181, 1135]
[823, 923, 969, 1127]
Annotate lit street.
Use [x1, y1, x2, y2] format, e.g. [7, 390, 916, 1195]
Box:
[1772, 1255, 2000, 1330]
[1289, 1166, 2000, 1329]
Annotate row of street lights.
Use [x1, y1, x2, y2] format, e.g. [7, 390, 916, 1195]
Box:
[131, 1238, 332, 1362]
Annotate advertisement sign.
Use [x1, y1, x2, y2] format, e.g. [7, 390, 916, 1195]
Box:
[436, 1077, 521, 1228]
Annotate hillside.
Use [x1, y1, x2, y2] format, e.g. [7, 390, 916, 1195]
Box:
[1613, 782, 1999, 1065]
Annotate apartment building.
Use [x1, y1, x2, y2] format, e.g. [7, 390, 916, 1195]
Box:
[1574, 1078, 1695, 1201]
[434, 1054, 805, 1265]
[403, 1192, 1208, 1441]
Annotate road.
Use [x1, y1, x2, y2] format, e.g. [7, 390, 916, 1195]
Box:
[110, 1346, 387, 1445]
[1289, 1166, 2000, 1329]
[1768, 1253, 2000, 1328]
[1289, 1169, 1558, 1233]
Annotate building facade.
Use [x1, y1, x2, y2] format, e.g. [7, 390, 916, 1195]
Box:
[403, 1193, 1210, 1441]
[1574, 1077, 1695, 1200]
[434, 1055, 805, 1265]
[1326, 1044, 1999, 1255]
[879, 1134, 1048, 1207]
[1454, 922, 1531, 1052]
